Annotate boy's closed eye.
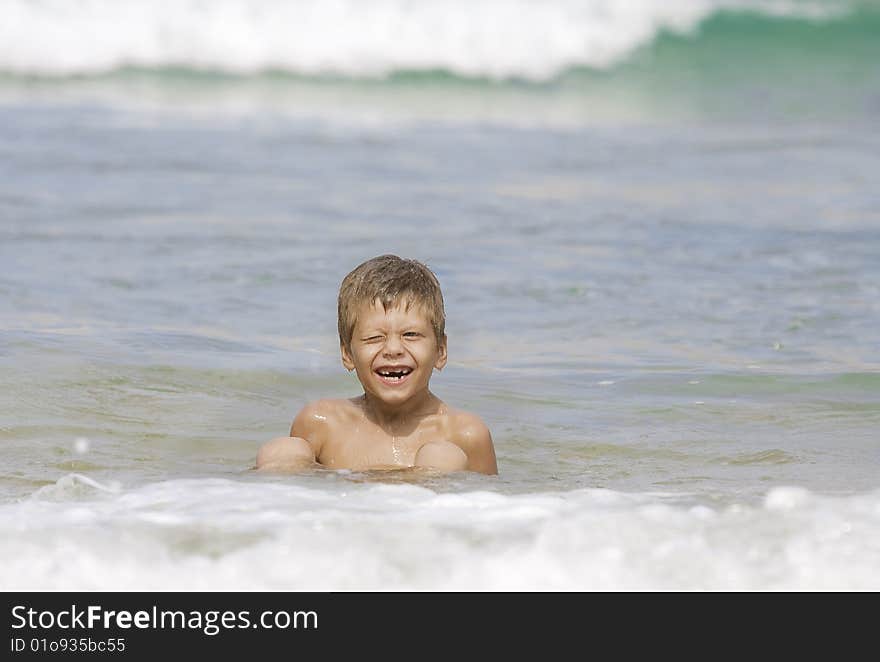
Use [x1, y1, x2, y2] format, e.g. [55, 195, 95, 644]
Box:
[362, 332, 423, 342]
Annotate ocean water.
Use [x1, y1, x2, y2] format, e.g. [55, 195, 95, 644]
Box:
[1, 0, 879, 591]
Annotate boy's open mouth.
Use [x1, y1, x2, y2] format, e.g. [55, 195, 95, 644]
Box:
[374, 366, 413, 384]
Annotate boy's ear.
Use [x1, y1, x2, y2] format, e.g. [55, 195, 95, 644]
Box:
[434, 334, 448, 371]
[340, 343, 355, 371]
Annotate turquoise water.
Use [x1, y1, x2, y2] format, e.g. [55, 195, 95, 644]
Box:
[1, 1, 879, 590]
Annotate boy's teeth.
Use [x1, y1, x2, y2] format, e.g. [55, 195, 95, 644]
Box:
[378, 368, 411, 378]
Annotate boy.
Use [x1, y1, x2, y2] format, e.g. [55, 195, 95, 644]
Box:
[256, 255, 498, 475]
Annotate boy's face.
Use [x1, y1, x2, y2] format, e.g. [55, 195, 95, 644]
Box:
[341, 299, 447, 408]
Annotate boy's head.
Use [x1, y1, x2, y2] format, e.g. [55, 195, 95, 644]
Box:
[337, 255, 446, 353]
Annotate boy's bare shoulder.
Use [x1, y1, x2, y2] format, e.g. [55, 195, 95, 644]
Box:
[445, 407, 493, 447]
[292, 398, 360, 457]
[293, 398, 359, 426]
[443, 406, 497, 475]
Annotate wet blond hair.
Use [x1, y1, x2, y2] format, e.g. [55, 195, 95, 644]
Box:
[337, 255, 446, 351]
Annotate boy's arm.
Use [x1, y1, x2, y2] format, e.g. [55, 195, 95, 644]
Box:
[255, 435, 314, 471]
[453, 413, 498, 475]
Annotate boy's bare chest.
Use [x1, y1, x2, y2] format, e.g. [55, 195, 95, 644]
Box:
[317, 418, 450, 470]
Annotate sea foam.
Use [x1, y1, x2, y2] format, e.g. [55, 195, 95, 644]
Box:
[0, 0, 848, 80]
[1, 477, 877, 590]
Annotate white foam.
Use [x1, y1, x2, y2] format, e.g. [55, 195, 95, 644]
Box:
[764, 485, 811, 510]
[0, 0, 846, 80]
[1, 478, 878, 590]
[30, 473, 122, 501]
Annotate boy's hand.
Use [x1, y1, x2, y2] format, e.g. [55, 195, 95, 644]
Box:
[414, 441, 469, 472]
[255, 436, 316, 472]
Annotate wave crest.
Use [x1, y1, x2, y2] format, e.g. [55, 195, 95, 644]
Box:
[0, 0, 860, 80]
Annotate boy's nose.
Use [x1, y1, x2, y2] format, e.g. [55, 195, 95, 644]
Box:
[382, 335, 404, 356]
